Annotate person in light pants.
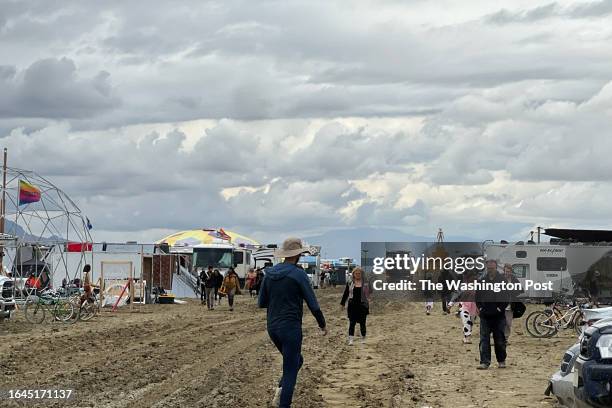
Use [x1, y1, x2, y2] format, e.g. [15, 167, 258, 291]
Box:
[503, 263, 522, 343]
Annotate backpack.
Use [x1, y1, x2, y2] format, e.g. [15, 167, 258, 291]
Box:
[511, 301, 526, 318]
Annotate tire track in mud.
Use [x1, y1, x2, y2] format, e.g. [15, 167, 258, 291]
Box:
[0, 302, 268, 407]
[0, 292, 571, 408]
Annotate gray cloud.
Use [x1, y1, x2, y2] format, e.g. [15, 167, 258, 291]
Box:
[2, 1, 612, 245]
[486, 1, 612, 24]
[569, 0, 612, 18]
[486, 3, 560, 24]
[0, 58, 120, 119]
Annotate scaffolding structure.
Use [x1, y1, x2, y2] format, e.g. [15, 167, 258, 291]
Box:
[0, 165, 93, 298]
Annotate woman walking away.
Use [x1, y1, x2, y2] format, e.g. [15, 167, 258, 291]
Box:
[245, 267, 257, 298]
[340, 267, 370, 345]
[213, 269, 223, 305]
[222, 268, 241, 311]
[204, 268, 216, 310]
[254, 267, 264, 295]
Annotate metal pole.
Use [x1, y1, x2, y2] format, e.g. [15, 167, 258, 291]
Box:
[0, 148, 7, 271]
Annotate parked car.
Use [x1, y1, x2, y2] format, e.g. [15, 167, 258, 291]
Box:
[546, 343, 579, 407]
[574, 318, 612, 407]
[0, 276, 16, 320]
[582, 306, 612, 328]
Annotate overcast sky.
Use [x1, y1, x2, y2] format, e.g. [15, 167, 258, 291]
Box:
[2, 0, 612, 247]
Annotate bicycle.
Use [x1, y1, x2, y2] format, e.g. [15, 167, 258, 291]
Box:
[64, 287, 99, 322]
[76, 290, 99, 321]
[525, 296, 588, 338]
[23, 291, 75, 324]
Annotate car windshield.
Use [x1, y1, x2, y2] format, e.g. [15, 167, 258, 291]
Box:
[193, 248, 233, 269]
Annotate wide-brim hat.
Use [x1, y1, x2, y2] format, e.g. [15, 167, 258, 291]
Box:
[275, 237, 310, 258]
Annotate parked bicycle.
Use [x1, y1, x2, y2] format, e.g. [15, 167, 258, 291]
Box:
[76, 289, 99, 321]
[23, 290, 75, 324]
[525, 292, 589, 338]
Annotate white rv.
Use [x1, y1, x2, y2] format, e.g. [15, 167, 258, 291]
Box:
[172, 242, 254, 282]
[484, 240, 612, 300]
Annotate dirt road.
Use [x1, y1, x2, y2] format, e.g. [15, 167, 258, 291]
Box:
[0, 289, 572, 407]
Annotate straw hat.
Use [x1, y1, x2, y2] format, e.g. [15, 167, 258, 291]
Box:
[275, 237, 310, 258]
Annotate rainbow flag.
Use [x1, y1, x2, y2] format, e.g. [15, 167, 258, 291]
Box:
[18, 180, 41, 205]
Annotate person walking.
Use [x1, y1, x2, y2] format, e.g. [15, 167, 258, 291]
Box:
[330, 268, 337, 288]
[203, 268, 216, 310]
[79, 264, 96, 307]
[448, 269, 479, 344]
[258, 237, 327, 408]
[340, 267, 370, 345]
[502, 263, 522, 343]
[199, 266, 212, 304]
[213, 269, 223, 305]
[423, 271, 435, 315]
[245, 267, 258, 298]
[438, 268, 453, 314]
[254, 267, 264, 295]
[475, 259, 509, 369]
[222, 267, 241, 311]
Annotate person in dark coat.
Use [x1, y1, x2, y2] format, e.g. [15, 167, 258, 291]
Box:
[475, 259, 509, 369]
[258, 237, 327, 408]
[340, 267, 370, 345]
[199, 266, 212, 304]
[212, 269, 223, 305]
[438, 268, 453, 314]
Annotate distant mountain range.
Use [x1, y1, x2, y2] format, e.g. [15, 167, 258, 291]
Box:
[305, 227, 476, 263]
[3, 219, 63, 243]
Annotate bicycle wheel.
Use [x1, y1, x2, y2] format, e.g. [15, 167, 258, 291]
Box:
[24, 299, 46, 324]
[54, 300, 75, 323]
[524, 310, 545, 337]
[526, 310, 557, 338]
[573, 311, 586, 336]
[78, 301, 97, 321]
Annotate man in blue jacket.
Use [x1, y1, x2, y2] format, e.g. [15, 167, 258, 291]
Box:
[258, 237, 327, 408]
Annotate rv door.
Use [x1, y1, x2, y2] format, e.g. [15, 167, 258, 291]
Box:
[233, 250, 251, 282]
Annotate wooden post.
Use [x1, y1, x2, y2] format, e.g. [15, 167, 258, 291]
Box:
[100, 261, 105, 308]
[129, 262, 134, 311]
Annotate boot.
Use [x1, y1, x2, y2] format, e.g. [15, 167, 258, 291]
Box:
[348, 336, 354, 345]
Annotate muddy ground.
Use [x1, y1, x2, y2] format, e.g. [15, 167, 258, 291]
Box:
[0, 288, 574, 407]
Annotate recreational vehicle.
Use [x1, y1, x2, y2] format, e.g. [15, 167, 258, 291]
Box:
[171, 242, 254, 283]
[484, 228, 612, 301]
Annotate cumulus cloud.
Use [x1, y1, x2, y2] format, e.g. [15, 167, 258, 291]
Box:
[1, 1, 612, 246]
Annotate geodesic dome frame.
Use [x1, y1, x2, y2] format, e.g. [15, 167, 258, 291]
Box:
[0, 167, 92, 292]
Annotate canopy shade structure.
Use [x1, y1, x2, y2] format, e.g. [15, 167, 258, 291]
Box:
[544, 228, 612, 243]
[157, 228, 260, 247]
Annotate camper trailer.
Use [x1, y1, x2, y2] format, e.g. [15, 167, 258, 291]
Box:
[484, 236, 612, 301]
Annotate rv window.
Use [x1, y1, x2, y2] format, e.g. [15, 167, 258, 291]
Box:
[512, 264, 528, 279]
[515, 251, 527, 258]
[246, 252, 251, 264]
[193, 248, 233, 269]
[234, 251, 244, 265]
[537, 257, 567, 271]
